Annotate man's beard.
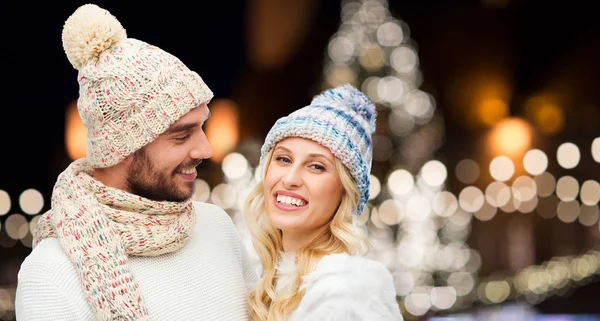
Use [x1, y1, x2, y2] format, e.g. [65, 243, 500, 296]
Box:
[126, 148, 202, 202]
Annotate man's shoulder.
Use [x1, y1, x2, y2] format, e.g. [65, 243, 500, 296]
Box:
[191, 201, 240, 237]
[188, 201, 249, 265]
[18, 238, 74, 281]
[192, 201, 234, 225]
[191, 201, 227, 215]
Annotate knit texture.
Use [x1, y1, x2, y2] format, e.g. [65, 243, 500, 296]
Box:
[18, 203, 257, 321]
[260, 84, 376, 214]
[34, 159, 196, 320]
[63, 4, 214, 168]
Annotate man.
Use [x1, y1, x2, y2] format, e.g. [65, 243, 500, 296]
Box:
[15, 4, 256, 320]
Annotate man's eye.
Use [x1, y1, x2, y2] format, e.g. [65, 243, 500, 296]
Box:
[175, 135, 190, 141]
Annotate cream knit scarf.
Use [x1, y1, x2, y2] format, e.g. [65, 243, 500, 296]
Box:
[34, 158, 196, 320]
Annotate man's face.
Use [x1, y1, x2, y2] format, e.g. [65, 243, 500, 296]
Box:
[126, 104, 212, 202]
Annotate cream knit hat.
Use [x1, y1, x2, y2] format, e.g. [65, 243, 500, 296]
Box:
[62, 4, 213, 168]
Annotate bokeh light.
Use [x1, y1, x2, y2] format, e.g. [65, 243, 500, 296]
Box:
[523, 95, 565, 135]
[580, 180, 600, 206]
[19, 189, 44, 215]
[474, 202, 497, 221]
[578, 205, 599, 227]
[358, 44, 385, 72]
[65, 100, 86, 160]
[0, 190, 10, 216]
[378, 199, 404, 225]
[485, 181, 511, 207]
[556, 142, 580, 169]
[557, 200, 580, 223]
[5, 214, 28, 240]
[488, 118, 532, 158]
[477, 99, 508, 127]
[534, 172, 556, 197]
[512, 176, 537, 202]
[420, 160, 447, 187]
[210, 184, 237, 209]
[388, 169, 414, 196]
[592, 137, 600, 163]
[523, 149, 548, 176]
[459, 186, 485, 213]
[205, 99, 240, 163]
[390, 46, 418, 73]
[192, 179, 211, 203]
[222, 153, 250, 180]
[489, 156, 515, 182]
[369, 174, 381, 200]
[456, 159, 480, 184]
[432, 191, 458, 217]
[556, 176, 579, 202]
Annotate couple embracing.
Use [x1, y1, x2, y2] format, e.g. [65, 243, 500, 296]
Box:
[16, 4, 402, 321]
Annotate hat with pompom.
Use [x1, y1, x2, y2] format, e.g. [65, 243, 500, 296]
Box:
[260, 84, 376, 215]
[62, 4, 213, 168]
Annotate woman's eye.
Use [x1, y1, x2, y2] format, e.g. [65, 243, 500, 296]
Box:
[276, 156, 291, 163]
[310, 164, 325, 171]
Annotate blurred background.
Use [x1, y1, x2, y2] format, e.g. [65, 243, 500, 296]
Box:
[1, 0, 600, 320]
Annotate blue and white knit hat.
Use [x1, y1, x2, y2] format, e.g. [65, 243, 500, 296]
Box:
[260, 84, 376, 215]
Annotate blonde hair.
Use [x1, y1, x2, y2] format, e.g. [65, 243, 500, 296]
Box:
[244, 148, 368, 321]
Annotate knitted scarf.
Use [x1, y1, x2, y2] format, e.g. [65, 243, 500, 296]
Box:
[34, 158, 196, 320]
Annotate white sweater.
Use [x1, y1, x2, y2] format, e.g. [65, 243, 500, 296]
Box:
[275, 252, 403, 321]
[15, 202, 258, 321]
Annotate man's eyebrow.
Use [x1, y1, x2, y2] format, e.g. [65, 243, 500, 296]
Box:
[165, 110, 210, 135]
[165, 123, 199, 135]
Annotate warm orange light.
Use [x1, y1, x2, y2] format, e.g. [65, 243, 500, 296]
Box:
[523, 95, 564, 135]
[205, 99, 240, 163]
[477, 98, 509, 126]
[451, 71, 512, 128]
[65, 101, 86, 160]
[488, 117, 533, 158]
[248, 0, 314, 69]
[535, 104, 564, 134]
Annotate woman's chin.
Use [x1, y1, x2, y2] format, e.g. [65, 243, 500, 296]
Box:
[269, 213, 305, 232]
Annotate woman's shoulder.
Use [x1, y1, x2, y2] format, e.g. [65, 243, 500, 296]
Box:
[302, 253, 395, 295]
[294, 253, 402, 320]
[317, 252, 390, 272]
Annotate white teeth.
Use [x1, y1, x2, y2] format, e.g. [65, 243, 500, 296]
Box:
[179, 167, 196, 175]
[276, 194, 306, 207]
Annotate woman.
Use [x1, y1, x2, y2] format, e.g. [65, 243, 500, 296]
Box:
[244, 84, 403, 320]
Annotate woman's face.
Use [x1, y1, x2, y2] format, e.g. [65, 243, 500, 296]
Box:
[263, 137, 344, 236]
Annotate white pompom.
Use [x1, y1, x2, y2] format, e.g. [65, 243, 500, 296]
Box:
[62, 4, 127, 70]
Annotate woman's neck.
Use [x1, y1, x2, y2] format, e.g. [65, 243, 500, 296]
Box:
[281, 226, 326, 252]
